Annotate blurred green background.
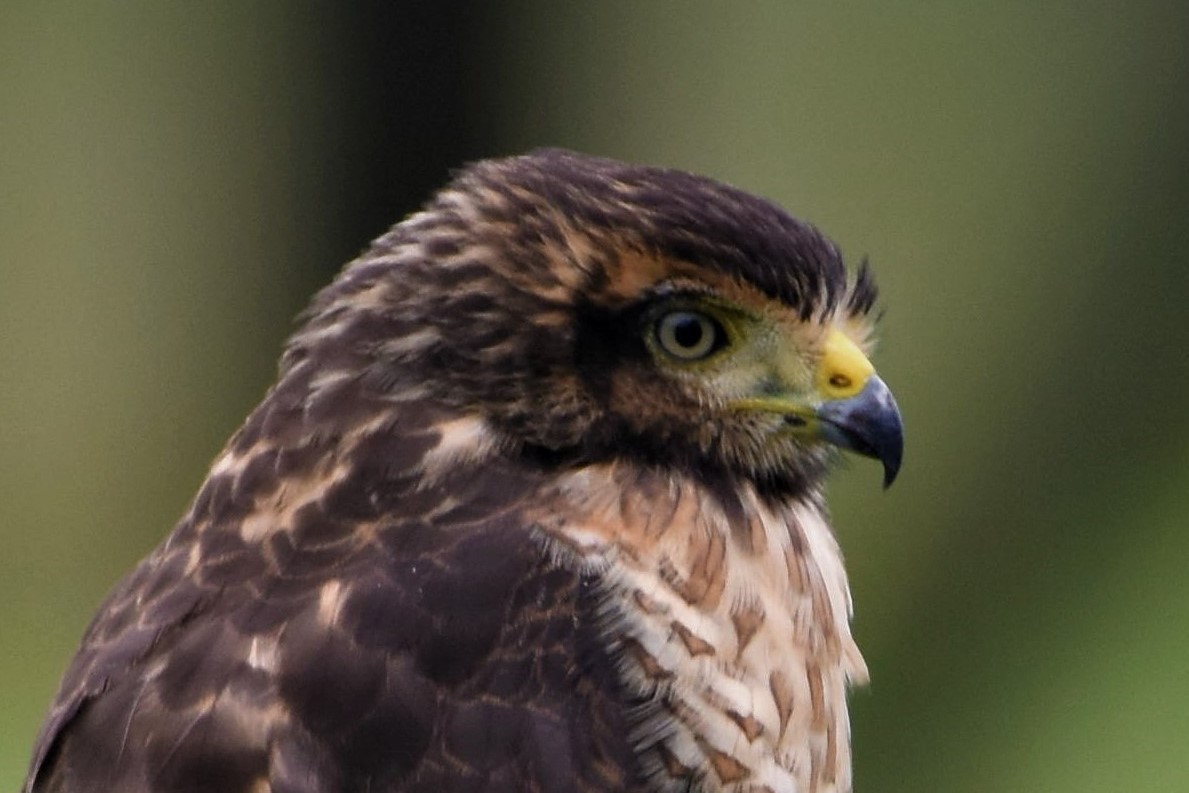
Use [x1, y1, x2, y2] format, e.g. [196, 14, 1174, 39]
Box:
[3, 3, 1188, 790]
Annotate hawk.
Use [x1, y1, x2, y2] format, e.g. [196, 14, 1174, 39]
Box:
[25, 150, 902, 793]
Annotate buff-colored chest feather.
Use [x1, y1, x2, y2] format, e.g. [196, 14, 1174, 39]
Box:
[536, 466, 867, 793]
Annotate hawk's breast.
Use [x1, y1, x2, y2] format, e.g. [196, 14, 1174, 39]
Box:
[534, 464, 866, 793]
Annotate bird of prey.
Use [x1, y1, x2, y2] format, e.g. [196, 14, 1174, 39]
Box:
[25, 150, 902, 793]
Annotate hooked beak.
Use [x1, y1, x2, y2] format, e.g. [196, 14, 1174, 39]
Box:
[729, 328, 904, 487]
[815, 374, 903, 487]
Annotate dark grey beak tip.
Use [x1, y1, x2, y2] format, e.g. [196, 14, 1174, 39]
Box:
[881, 443, 902, 489]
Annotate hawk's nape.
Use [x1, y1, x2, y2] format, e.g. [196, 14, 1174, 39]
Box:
[26, 150, 902, 793]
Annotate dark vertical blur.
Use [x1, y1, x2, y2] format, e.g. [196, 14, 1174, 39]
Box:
[287, 3, 496, 276]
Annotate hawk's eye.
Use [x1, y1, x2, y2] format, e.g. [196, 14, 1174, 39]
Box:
[654, 310, 727, 361]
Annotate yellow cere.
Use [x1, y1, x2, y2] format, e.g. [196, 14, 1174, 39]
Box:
[817, 329, 874, 400]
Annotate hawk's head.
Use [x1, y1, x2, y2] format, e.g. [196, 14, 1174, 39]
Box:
[284, 149, 901, 498]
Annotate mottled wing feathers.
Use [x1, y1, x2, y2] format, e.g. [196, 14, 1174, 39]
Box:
[30, 390, 644, 792]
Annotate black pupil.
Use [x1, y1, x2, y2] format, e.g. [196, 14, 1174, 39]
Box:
[673, 315, 706, 349]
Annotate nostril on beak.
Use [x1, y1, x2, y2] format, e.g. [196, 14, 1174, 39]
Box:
[818, 329, 874, 400]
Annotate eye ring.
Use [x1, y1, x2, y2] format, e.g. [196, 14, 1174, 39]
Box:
[654, 310, 726, 361]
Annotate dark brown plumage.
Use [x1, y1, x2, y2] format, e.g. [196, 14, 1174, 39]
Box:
[25, 150, 902, 793]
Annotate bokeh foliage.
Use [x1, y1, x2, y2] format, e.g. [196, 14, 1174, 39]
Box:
[3, 3, 1187, 790]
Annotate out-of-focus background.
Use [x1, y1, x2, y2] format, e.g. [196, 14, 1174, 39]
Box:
[3, 3, 1188, 790]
